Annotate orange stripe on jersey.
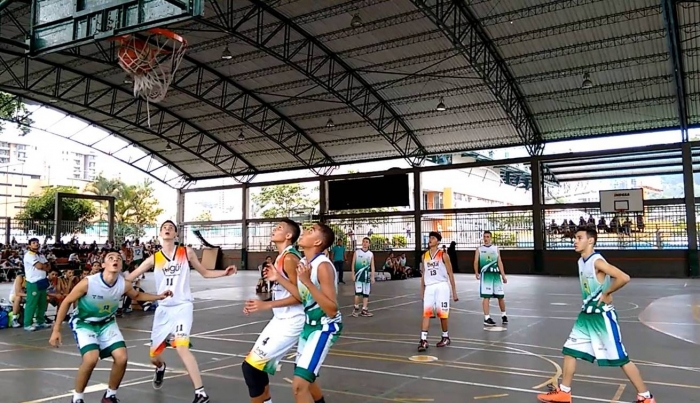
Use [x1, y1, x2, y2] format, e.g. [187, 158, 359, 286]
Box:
[423, 249, 443, 261]
[154, 246, 187, 270]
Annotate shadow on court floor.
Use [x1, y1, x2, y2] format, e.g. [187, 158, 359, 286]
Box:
[1, 271, 699, 403]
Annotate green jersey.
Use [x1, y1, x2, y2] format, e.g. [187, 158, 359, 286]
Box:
[477, 245, 500, 273]
[353, 249, 374, 283]
[72, 273, 125, 330]
[298, 254, 342, 326]
[578, 252, 611, 314]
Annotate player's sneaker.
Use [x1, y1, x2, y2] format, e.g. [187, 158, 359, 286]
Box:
[101, 393, 120, 403]
[351, 305, 360, 317]
[635, 396, 656, 403]
[502, 315, 508, 325]
[417, 339, 429, 352]
[70, 399, 85, 403]
[484, 318, 496, 327]
[152, 363, 166, 389]
[192, 392, 210, 403]
[360, 308, 373, 317]
[537, 385, 571, 403]
[436, 337, 451, 347]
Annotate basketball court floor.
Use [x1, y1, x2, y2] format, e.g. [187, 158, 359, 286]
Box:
[0, 271, 698, 403]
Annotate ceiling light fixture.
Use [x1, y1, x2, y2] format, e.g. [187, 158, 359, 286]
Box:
[326, 118, 335, 128]
[350, 14, 363, 28]
[221, 46, 233, 60]
[436, 97, 446, 111]
[238, 130, 245, 141]
[581, 72, 594, 89]
[165, 142, 172, 151]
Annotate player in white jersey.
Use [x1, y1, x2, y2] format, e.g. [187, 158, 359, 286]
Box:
[49, 251, 171, 403]
[474, 230, 508, 326]
[351, 237, 375, 317]
[537, 228, 656, 403]
[418, 231, 458, 352]
[127, 220, 237, 403]
[241, 218, 306, 403]
[266, 222, 339, 403]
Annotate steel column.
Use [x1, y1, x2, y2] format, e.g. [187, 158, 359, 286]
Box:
[318, 178, 328, 222]
[241, 183, 249, 270]
[661, 0, 689, 141]
[413, 169, 423, 270]
[531, 157, 544, 274]
[681, 143, 698, 276]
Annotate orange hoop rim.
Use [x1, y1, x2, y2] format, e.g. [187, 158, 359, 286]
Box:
[110, 28, 187, 46]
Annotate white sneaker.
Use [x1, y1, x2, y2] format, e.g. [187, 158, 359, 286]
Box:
[11, 319, 20, 328]
[24, 325, 36, 332]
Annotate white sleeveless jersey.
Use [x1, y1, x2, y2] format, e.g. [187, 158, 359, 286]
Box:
[153, 246, 193, 307]
[272, 245, 305, 319]
[298, 254, 341, 325]
[73, 273, 125, 325]
[423, 249, 449, 286]
[132, 245, 144, 260]
[578, 252, 612, 314]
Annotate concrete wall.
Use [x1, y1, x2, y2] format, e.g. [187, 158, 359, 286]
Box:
[202, 249, 690, 278]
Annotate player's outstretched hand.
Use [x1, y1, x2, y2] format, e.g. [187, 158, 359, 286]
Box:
[224, 265, 237, 276]
[297, 262, 312, 284]
[158, 290, 174, 300]
[244, 299, 270, 314]
[263, 267, 278, 282]
[49, 330, 62, 348]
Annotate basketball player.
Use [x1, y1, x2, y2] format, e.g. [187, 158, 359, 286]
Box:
[351, 237, 375, 317]
[474, 230, 508, 326]
[49, 251, 172, 403]
[126, 220, 237, 403]
[266, 222, 340, 403]
[536, 228, 655, 403]
[241, 218, 306, 403]
[418, 231, 458, 352]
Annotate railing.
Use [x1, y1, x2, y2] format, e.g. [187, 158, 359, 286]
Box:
[0, 219, 158, 245]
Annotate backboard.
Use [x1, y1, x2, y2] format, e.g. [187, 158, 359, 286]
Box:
[599, 188, 644, 213]
[27, 0, 204, 56]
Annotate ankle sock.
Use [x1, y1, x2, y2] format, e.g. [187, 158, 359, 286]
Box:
[195, 387, 206, 396]
[638, 391, 651, 399]
[484, 314, 491, 320]
[73, 392, 84, 402]
[105, 388, 117, 398]
[441, 331, 449, 337]
[559, 384, 571, 393]
[157, 364, 165, 371]
[420, 331, 428, 341]
[501, 311, 507, 316]
[263, 399, 272, 403]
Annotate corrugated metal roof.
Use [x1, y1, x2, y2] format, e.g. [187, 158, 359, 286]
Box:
[0, 0, 689, 185]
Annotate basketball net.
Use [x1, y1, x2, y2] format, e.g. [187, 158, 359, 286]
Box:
[115, 28, 187, 126]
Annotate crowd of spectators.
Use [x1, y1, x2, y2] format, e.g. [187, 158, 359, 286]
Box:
[548, 214, 645, 239]
[1, 235, 163, 330]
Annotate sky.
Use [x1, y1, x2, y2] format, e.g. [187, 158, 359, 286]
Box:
[1, 104, 695, 224]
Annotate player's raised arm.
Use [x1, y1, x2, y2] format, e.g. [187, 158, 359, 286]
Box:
[186, 247, 237, 278]
[125, 255, 154, 282]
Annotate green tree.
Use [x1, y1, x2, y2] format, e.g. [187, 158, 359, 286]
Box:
[0, 92, 32, 135]
[86, 175, 164, 243]
[16, 186, 97, 236]
[251, 184, 317, 218]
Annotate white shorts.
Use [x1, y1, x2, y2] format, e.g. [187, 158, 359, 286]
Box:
[294, 322, 342, 383]
[354, 281, 371, 297]
[70, 319, 126, 359]
[244, 315, 305, 375]
[150, 302, 194, 357]
[563, 309, 630, 367]
[423, 282, 450, 319]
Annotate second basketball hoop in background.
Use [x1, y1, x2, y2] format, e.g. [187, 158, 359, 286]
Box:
[115, 28, 187, 104]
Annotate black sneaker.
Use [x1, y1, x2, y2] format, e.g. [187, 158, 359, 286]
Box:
[101, 393, 120, 403]
[192, 392, 210, 403]
[502, 315, 508, 325]
[484, 318, 496, 327]
[71, 399, 85, 403]
[153, 363, 166, 389]
[418, 339, 429, 352]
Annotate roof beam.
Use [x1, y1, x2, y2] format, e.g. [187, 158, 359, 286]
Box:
[662, 0, 689, 141]
[0, 49, 258, 180]
[410, 0, 544, 156]
[198, 0, 428, 166]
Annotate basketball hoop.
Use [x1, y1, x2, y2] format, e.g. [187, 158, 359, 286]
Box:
[114, 28, 187, 124]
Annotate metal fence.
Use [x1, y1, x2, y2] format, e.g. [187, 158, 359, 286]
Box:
[0, 219, 158, 246]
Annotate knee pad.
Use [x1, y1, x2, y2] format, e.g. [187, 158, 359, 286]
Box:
[241, 360, 269, 397]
